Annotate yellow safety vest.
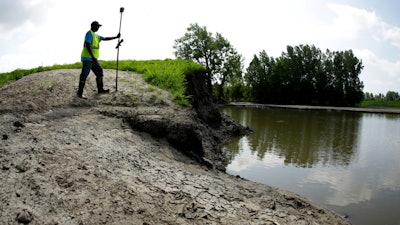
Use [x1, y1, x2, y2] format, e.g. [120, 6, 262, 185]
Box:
[81, 30, 101, 59]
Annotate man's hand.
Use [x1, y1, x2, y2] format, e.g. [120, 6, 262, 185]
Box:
[92, 58, 98, 64]
[116, 33, 121, 39]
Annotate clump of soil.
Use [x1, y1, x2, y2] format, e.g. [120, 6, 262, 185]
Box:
[0, 69, 350, 224]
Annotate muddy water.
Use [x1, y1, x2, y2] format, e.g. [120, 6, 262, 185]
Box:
[222, 106, 400, 225]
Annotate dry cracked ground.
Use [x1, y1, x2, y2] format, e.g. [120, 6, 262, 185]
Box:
[0, 69, 351, 225]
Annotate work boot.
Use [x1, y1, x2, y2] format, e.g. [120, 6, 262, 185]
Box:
[77, 80, 87, 99]
[96, 76, 109, 94]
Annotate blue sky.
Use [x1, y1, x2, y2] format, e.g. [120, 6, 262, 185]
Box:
[0, 0, 399, 94]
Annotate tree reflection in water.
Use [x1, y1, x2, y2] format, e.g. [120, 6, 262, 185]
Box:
[223, 107, 361, 168]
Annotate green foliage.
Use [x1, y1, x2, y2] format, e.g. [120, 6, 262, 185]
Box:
[245, 45, 364, 106]
[101, 59, 204, 105]
[362, 91, 400, 108]
[223, 82, 246, 102]
[361, 100, 400, 108]
[384, 91, 400, 101]
[0, 59, 205, 106]
[364, 91, 400, 101]
[174, 23, 243, 101]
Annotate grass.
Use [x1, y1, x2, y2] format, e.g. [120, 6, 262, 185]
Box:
[360, 100, 400, 108]
[0, 59, 206, 106]
[101, 59, 205, 105]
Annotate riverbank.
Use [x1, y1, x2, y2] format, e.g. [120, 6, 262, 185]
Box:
[226, 102, 400, 114]
[0, 69, 350, 224]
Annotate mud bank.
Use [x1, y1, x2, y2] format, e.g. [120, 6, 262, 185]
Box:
[0, 69, 351, 224]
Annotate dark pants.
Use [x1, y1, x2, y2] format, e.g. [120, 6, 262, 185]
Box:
[79, 60, 103, 81]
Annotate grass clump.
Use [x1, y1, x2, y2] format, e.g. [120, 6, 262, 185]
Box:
[101, 59, 205, 105]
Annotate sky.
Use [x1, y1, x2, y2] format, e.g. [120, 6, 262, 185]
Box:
[1, 0, 400, 94]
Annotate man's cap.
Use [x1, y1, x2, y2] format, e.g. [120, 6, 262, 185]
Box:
[91, 21, 102, 27]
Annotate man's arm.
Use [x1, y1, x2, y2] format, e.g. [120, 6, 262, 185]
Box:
[84, 42, 98, 64]
[103, 33, 121, 41]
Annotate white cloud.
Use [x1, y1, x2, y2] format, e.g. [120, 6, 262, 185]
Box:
[382, 26, 400, 48]
[0, 0, 52, 33]
[315, 3, 384, 46]
[326, 3, 400, 52]
[227, 136, 284, 173]
[354, 49, 400, 93]
[304, 169, 374, 206]
[0, 0, 399, 94]
[315, 3, 400, 93]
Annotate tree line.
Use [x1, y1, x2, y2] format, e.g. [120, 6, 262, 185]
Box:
[364, 91, 400, 101]
[173, 23, 368, 106]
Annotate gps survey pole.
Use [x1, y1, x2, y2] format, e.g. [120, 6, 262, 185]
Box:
[115, 7, 124, 92]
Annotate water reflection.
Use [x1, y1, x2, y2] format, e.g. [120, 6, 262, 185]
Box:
[224, 107, 362, 167]
[223, 106, 400, 225]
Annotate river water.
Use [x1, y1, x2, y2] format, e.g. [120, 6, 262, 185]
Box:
[222, 106, 400, 225]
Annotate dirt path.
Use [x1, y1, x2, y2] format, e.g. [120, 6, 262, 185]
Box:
[0, 69, 351, 224]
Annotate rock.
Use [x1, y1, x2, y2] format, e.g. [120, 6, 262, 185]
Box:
[15, 159, 30, 173]
[16, 209, 33, 224]
[13, 121, 25, 128]
[2, 165, 10, 170]
[26, 101, 38, 111]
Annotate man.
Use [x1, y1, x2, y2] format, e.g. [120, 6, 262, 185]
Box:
[77, 21, 120, 99]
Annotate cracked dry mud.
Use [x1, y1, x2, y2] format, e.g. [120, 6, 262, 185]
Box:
[0, 69, 351, 224]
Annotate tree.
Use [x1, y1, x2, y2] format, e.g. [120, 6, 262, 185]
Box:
[329, 50, 364, 105]
[386, 91, 400, 101]
[277, 45, 324, 104]
[245, 45, 364, 106]
[245, 50, 277, 102]
[364, 92, 374, 101]
[174, 23, 243, 101]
